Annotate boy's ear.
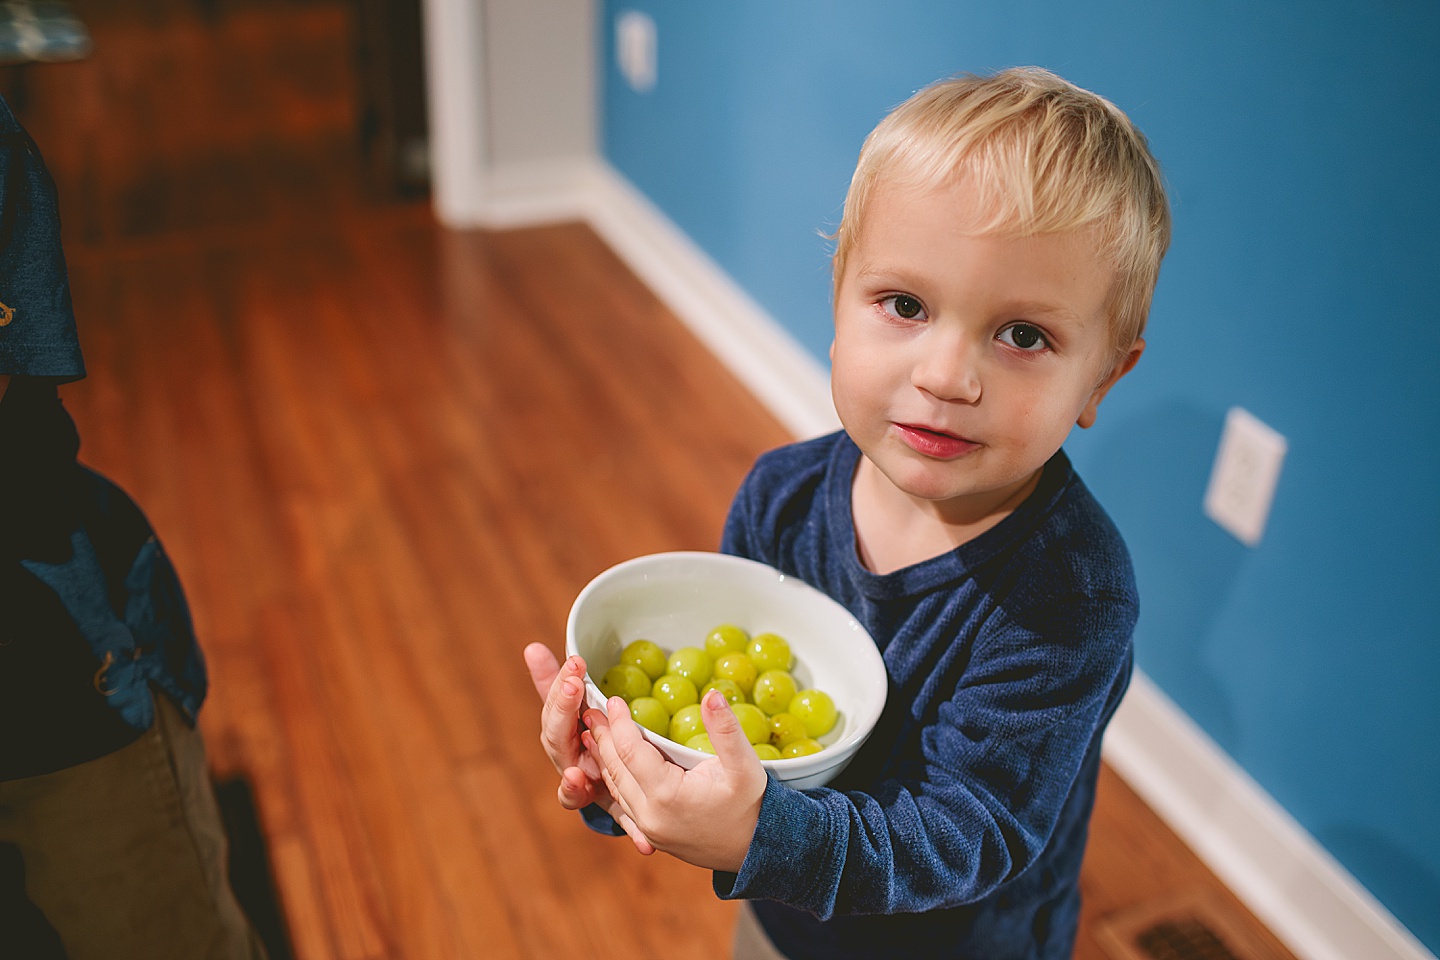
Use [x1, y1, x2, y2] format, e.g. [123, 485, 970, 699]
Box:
[1077, 338, 1145, 429]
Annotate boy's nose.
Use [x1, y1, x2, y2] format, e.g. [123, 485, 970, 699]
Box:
[911, 333, 981, 403]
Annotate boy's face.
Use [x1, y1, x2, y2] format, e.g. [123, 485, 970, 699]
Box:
[831, 178, 1142, 520]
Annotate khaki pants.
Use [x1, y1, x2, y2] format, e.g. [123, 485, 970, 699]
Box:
[0, 694, 267, 960]
[733, 901, 790, 960]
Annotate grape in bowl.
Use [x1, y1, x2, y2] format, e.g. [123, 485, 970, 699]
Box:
[565, 551, 888, 790]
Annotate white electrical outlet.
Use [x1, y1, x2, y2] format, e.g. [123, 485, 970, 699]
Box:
[616, 10, 657, 93]
[1204, 407, 1287, 547]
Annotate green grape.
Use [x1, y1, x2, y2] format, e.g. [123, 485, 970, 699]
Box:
[619, 639, 668, 680]
[685, 733, 715, 755]
[731, 703, 770, 745]
[704, 623, 750, 659]
[701, 678, 745, 706]
[668, 704, 706, 744]
[780, 737, 824, 759]
[712, 652, 758, 696]
[752, 670, 798, 716]
[768, 711, 807, 748]
[629, 697, 670, 736]
[650, 674, 698, 715]
[666, 646, 713, 687]
[788, 689, 838, 738]
[599, 663, 651, 702]
[747, 632, 793, 674]
[753, 743, 782, 761]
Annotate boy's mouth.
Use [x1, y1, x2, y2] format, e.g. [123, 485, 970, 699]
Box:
[893, 422, 979, 459]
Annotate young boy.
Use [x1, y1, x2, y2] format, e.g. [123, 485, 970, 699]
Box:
[526, 66, 1170, 959]
[0, 96, 267, 957]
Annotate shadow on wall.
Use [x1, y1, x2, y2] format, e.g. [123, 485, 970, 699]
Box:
[1312, 824, 1440, 952]
[1080, 401, 1249, 755]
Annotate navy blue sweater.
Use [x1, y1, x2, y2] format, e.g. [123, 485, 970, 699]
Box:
[713, 432, 1136, 960]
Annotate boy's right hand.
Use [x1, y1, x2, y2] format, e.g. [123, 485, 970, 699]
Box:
[523, 643, 655, 854]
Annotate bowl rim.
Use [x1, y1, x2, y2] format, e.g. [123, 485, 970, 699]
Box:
[564, 550, 889, 773]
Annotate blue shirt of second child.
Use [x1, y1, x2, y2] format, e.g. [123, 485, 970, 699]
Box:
[1, 94, 207, 780]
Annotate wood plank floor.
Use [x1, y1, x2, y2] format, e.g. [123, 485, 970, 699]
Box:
[7, 2, 1299, 958]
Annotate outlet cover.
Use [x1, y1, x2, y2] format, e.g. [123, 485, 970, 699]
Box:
[616, 10, 656, 93]
[1204, 407, 1287, 547]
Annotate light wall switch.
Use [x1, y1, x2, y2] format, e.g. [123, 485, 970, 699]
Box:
[1204, 407, 1287, 547]
[616, 10, 657, 93]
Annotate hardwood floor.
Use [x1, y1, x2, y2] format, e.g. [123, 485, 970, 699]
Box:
[7, 3, 1299, 958]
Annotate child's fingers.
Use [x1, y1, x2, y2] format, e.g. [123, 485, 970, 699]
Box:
[587, 696, 671, 808]
[528, 648, 655, 857]
[558, 765, 595, 810]
[523, 642, 562, 700]
[626, 831, 656, 856]
[576, 748, 603, 781]
[701, 688, 761, 776]
[539, 657, 589, 766]
[527, 645, 589, 714]
[607, 804, 656, 856]
[588, 730, 638, 820]
[584, 727, 650, 845]
[561, 760, 655, 855]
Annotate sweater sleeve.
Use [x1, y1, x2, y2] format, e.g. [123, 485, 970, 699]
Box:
[0, 104, 86, 381]
[714, 590, 1134, 919]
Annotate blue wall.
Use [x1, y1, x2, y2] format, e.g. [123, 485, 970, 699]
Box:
[600, 1, 1440, 950]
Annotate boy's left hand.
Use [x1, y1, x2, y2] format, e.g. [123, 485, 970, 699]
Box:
[583, 688, 767, 873]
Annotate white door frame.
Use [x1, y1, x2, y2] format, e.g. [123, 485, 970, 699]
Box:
[419, 0, 488, 225]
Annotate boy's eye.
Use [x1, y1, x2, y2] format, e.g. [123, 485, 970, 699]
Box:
[880, 294, 926, 321]
[997, 323, 1049, 352]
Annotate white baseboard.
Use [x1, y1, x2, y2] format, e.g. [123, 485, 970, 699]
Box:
[1104, 672, 1435, 960]
[467, 157, 606, 229]
[436, 158, 1432, 960]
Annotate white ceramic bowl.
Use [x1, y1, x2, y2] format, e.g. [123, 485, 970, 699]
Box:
[565, 551, 888, 790]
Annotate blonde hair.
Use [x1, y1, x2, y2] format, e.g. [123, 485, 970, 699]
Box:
[833, 67, 1171, 359]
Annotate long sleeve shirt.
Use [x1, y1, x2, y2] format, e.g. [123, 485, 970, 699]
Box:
[713, 431, 1136, 960]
